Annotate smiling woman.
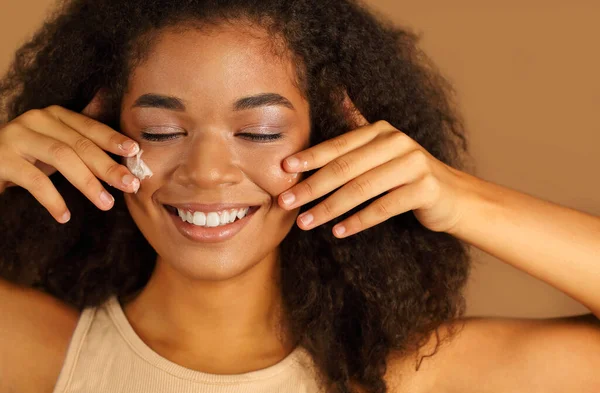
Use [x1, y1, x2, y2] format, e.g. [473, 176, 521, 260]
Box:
[0, 0, 478, 392]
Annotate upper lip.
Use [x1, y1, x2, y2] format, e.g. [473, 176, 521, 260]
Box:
[165, 203, 258, 213]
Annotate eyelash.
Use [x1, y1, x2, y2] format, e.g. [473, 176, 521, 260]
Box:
[139, 132, 283, 142]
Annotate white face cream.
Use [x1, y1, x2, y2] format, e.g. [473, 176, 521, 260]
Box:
[125, 150, 153, 192]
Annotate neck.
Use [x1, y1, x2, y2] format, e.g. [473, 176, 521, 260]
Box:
[123, 251, 295, 374]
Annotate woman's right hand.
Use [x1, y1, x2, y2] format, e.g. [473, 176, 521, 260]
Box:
[0, 93, 141, 223]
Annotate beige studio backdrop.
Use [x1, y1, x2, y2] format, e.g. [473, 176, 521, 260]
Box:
[1, 0, 598, 318]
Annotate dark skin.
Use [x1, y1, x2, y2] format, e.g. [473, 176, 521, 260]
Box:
[1, 22, 600, 393]
[118, 24, 310, 373]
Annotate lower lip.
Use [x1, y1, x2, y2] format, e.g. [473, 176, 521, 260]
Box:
[166, 207, 258, 243]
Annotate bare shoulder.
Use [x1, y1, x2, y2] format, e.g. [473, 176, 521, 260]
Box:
[385, 314, 600, 393]
[0, 278, 79, 393]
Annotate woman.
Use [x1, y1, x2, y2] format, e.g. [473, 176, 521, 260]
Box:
[0, 0, 599, 392]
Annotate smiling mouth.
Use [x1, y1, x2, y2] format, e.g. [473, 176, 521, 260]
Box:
[163, 204, 260, 227]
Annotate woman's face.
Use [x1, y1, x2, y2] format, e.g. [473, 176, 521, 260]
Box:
[119, 23, 311, 281]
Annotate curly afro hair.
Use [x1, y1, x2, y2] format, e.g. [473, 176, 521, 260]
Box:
[0, 0, 474, 392]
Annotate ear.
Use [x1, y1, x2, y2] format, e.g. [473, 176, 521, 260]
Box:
[342, 91, 370, 129]
[81, 88, 111, 121]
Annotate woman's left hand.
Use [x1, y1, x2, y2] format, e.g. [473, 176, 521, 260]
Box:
[278, 101, 475, 238]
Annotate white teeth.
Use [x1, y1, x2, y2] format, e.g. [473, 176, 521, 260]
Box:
[206, 212, 220, 227]
[175, 207, 252, 227]
[237, 207, 249, 220]
[228, 209, 237, 223]
[219, 211, 229, 225]
[193, 211, 206, 226]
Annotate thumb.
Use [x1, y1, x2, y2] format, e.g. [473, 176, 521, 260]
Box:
[81, 88, 110, 121]
[342, 92, 369, 129]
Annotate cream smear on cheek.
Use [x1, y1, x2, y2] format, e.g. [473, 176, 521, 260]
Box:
[125, 150, 154, 193]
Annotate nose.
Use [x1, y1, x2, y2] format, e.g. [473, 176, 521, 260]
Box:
[173, 132, 244, 189]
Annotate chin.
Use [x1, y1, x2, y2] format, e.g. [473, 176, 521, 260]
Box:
[156, 248, 277, 282]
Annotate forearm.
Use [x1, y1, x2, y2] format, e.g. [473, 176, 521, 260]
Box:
[449, 172, 600, 318]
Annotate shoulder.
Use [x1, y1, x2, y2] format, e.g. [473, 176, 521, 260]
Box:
[385, 314, 600, 393]
[0, 279, 80, 393]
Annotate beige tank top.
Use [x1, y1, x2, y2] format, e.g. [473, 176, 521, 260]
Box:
[52, 295, 324, 392]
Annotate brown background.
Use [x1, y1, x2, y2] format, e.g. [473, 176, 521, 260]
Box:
[1, 0, 597, 318]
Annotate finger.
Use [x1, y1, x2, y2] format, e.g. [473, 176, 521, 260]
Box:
[1, 152, 71, 223]
[17, 113, 140, 193]
[279, 131, 413, 209]
[45, 105, 139, 157]
[282, 121, 390, 173]
[331, 177, 432, 238]
[14, 128, 118, 211]
[342, 92, 370, 129]
[294, 151, 426, 230]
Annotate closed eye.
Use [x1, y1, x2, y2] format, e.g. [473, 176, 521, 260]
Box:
[140, 132, 183, 142]
[237, 133, 283, 142]
[139, 132, 283, 142]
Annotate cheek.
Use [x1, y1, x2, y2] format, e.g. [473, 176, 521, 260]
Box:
[238, 144, 303, 197]
[246, 161, 300, 197]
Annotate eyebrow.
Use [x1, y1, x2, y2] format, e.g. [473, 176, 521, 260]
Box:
[132, 94, 186, 111]
[131, 92, 294, 112]
[233, 93, 295, 111]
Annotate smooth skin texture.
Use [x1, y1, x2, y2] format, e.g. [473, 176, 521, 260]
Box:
[1, 24, 600, 393]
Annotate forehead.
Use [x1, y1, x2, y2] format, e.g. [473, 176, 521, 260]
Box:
[126, 24, 301, 106]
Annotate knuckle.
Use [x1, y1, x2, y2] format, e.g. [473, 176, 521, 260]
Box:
[104, 162, 122, 178]
[330, 157, 352, 177]
[420, 174, 440, 197]
[349, 178, 371, 197]
[320, 199, 335, 217]
[48, 141, 73, 161]
[46, 104, 62, 113]
[23, 109, 48, 125]
[45, 105, 64, 118]
[407, 149, 427, 166]
[328, 136, 348, 155]
[73, 137, 97, 155]
[374, 119, 391, 129]
[374, 199, 392, 217]
[354, 211, 366, 228]
[0, 123, 21, 142]
[386, 129, 407, 145]
[82, 173, 99, 189]
[305, 149, 317, 164]
[301, 180, 315, 197]
[81, 116, 102, 135]
[29, 172, 51, 191]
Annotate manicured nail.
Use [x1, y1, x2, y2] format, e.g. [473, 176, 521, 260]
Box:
[119, 140, 140, 156]
[100, 191, 114, 206]
[122, 174, 136, 186]
[132, 178, 140, 193]
[281, 191, 296, 205]
[60, 211, 71, 223]
[299, 213, 313, 226]
[334, 225, 346, 237]
[286, 157, 300, 169]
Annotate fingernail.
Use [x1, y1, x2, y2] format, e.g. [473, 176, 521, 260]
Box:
[132, 178, 140, 193]
[281, 191, 296, 205]
[334, 225, 346, 236]
[285, 157, 300, 169]
[119, 141, 140, 155]
[60, 211, 71, 223]
[299, 213, 313, 226]
[100, 191, 114, 206]
[122, 174, 135, 186]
